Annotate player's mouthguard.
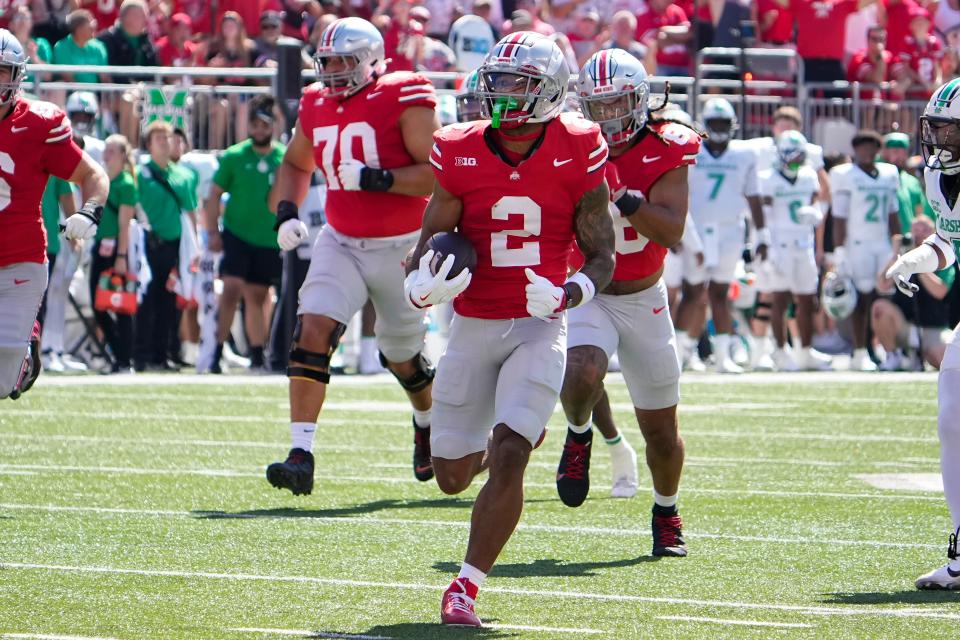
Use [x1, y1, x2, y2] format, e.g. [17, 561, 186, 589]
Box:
[491, 97, 520, 128]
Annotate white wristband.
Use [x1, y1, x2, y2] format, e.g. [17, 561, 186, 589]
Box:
[927, 233, 957, 268]
[565, 271, 596, 309]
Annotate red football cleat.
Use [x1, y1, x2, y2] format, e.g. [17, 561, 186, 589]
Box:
[440, 578, 482, 627]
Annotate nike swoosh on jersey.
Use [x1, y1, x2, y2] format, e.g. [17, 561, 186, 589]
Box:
[11, 126, 28, 133]
[13, 279, 29, 285]
[653, 305, 666, 314]
[367, 92, 383, 100]
[553, 158, 572, 167]
[642, 155, 661, 163]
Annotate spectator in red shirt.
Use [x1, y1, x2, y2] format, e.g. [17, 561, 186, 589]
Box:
[501, 0, 554, 35]
[374, 0, 424, 72]
[758, 0, 794, 44]
[74, 0, 120, 34]
[780, 0, 878, 84]
[635, 0, 691, 76]
[217, 0, 281, 38]
[882, 0, 918, 55]
[892, 5, 943, 97]
[156, 13, 199, 66]
[174, 0, 215, 35]
[847, 24, 898, 97]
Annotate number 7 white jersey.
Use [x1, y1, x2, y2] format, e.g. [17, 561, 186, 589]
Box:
[688, 140, 759, 227]
[828, 162, 899, 242]
[757, 166, 820, 242]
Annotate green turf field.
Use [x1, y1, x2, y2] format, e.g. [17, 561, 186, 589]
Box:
[1, 372, 958, 639]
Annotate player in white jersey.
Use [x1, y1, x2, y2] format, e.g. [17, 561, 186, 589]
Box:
[755, 131, 832, 371]
[749, 107, 831, 370]
[677, 98, 761, 374]
[887, 79, 960, 589]
[829, 129, 901, 371]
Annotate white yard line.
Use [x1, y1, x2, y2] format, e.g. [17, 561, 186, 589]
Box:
[0, 502, 941, 549]
[655, 615, 813, 629]
[0, 464, 943, 501]
[4, 562, 959, 621]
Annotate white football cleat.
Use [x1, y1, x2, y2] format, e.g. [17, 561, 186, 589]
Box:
[60, 354, 88, 373]
[752, 352, 775, 372]
[916, 563, 960, 590]
[850, 348, 878, 372]
[772, 348, 800, 372]
[684, 353, 707, 372]
[714, 356, 744, 374]
[798, 347, 832, 371]
[43, 351, 65, 374]
[880, 350, 903, 372]
[609, 438, 638, 498]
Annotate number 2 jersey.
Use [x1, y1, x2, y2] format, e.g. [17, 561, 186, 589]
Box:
[430, 113, 607, 319]
[0, 98, 84, 268]
[298, 71, 437, 238]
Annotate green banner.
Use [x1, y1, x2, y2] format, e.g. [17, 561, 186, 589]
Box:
[141, 86, 191, 131]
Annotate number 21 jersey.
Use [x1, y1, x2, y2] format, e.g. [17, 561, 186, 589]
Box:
[298, 71, 437, 238]
[430, 113, 607, 319]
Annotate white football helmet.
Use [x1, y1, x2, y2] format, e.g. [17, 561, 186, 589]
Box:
[701, 97, 737, 144]
[476, 32, 568, 129]
[0, 29, 26, 106]
[66, 91, 99, 135]
[776, 130, 808, 179]
[577, 48, 649, 146]
[821, 271, 858, 320]
[456, 69, 482, 123]
[921, 79, 960, 175]
[313, 17, 385, 99]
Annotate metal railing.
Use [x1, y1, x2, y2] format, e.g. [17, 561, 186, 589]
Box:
[24, 59, 932, 154]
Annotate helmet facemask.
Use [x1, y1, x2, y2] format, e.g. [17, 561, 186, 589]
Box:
[478, 70, 554, 129]
[920, 115, 960, 175]
[705, 117, 733, 145]
[314, 52, 372, 99]
[0, 60, 24, 106]
[779, 147, 806, 179]
[579, 84, 648, 146]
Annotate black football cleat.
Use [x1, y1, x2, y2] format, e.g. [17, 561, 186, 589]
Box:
[10, 321, 42, 400]
[266, 448, 315, 495]
[413, 418, 434, 482]
[652, 505, 688, 557]
[556, 428, 592, 507]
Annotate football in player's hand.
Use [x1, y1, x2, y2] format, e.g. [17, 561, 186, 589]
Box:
[426, 231, 477, 280]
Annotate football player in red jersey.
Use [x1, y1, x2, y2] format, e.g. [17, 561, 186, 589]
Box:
[266, 17, 441, 493]
[0, 29, 109, 400]
[406, 32, 615, 627]
[556, 48, 701, 557]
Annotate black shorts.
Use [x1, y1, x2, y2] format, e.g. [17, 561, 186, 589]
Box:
[220, 229, 282, 286]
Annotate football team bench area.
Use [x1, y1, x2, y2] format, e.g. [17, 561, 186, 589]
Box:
[1, 371, 957, 639]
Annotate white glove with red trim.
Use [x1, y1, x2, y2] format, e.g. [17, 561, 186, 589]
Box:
[404, 249, 472, 309]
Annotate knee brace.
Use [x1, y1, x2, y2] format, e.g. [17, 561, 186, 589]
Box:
[287, 319, 346, 384]
[379, 350, 435, 392]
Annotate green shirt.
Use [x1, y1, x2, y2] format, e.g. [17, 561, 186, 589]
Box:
[52, 35, 108, 84]
[137, 160, 198, 241]
[213, 140, 285, 248]
[890, 166, 935, 233]
[97, 171, 138, 241]
[23, 38, 51, 85]
[40, 177, 74, 256]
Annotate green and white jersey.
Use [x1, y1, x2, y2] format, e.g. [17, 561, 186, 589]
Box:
[829, 162, 899, 243]
[758, 165, 820, 242]
[924, 168, 960, 256]
[751, 136, 825, 173]
[689, 140, 759, 227]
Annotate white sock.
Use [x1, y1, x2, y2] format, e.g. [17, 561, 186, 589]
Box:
[938, 370, 960, 532]
[715, 333, 731, 361]
[413, 408, 431, 429]
[360, 336, 379, 362]
[457, 562, 486, 589]
[568, 420, 592, 434]
[290, 422, 317, 452]
[653, 490, 678, 508]
[605, 433, 624, 446]
[676, 330, 691, 357]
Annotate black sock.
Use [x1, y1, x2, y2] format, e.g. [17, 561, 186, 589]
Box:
[250, 346, 264, 368]
[653, 503, 678, 517]
[213, 343, 224, 363]
[567, 427, 592, 445]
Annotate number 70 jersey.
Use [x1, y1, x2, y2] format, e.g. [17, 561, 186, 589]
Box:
[430, 113, 608, 320]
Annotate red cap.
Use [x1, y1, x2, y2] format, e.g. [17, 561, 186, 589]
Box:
[171, 12, 193, 28]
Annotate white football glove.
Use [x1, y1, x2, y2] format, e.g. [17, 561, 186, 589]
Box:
[337, 159, 365, 191]
[277, 218, 309, 251]
[62, 209, 99, 241]
[404, 249, 472, 309]
[524, 268, 566, 320]
[794, 204, 824, 227]
[885, 257, 920, 297]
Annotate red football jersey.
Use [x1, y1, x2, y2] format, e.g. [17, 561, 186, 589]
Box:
[0, 99, 84, 268]
[298, 71, 437, 238]
[606, 120, 700, 281]
[894, 34, 943, 94]
[789, 0, 858, 60]
[431, 113, 607, 320]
